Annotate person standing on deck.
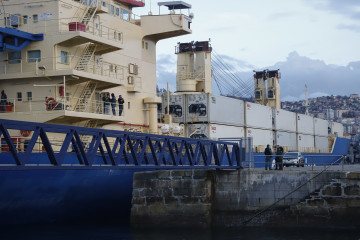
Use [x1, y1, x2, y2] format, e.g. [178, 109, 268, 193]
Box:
[1, 90, 7, 112]
[111, 93, 116, 115]
[118, 95, 124, 116]
[264, 144, 273, 170]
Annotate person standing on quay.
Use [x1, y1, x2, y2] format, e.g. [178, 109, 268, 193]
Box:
[275, 146, 284, 170]
[118, 95, 124, 116]
[264, 144, 273, 170]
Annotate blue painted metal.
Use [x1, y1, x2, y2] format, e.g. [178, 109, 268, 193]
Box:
[0, 27, 44, 52]
[0, 119, 242, 169]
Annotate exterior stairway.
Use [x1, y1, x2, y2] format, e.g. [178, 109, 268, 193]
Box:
[75, 81, 97, 112]
[81, 119, 98, 149]
[81, 4, 97, 26]
[76, 44, 96, 71]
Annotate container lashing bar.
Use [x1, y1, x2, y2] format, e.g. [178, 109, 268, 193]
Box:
[0, 119, 242, 169]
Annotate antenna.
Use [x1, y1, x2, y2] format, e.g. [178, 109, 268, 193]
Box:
[305, 84, 309, 115]
[149, 0, 152, 15]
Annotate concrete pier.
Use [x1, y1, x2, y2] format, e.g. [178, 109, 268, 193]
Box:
[131, 166, 360, 228]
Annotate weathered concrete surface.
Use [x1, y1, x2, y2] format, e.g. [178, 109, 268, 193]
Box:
[131, 168, 360, 228]
[271, 172, 360, 228]
[131, 170, 214, 228]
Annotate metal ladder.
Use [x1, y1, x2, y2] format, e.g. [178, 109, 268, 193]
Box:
[81, 119, 98, 150]
[75, 81, 97, 112]
[81, 4, 98, 26]
[76, 44, 96, 71]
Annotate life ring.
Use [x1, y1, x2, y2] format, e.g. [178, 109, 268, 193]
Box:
[20, 130, 31, 137]
[46, 97, 56, 110]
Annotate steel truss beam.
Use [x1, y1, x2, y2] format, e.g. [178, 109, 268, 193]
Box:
[0, 119, 242, 169]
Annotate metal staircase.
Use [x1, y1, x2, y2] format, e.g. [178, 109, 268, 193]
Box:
[81, 4, 98, 26]
[76, 44, 96, 71]
[81, 119, 98, 149]
[71, 0, 98, 26]
[75, 81, 97, 112]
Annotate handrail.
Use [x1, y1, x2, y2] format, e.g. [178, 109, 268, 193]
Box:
[242, 155, 346, 225]
[0, 96, 125, 117]
[0, 55, 126, 81]
[0, 119, 242, 169]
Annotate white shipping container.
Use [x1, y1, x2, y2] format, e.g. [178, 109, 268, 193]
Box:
[245, 102, 272, 130]
[186, 93, 244, 126]
[276, 131, 297, 152]
[186, 123, 244, 139]
[246, 128, 274, 151]
[314, 118, 329, 137]
[297, 134, 315, 152]
[209, 95, 244, 126]
[297, 114, 314, 135]
[315, 136, 330, 153]
[331, 122, 344, 137]
[273, 109, 297, 132]
[161, 93, 185, 123]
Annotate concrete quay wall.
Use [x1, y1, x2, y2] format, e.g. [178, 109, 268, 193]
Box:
[130, 169, 359, 228]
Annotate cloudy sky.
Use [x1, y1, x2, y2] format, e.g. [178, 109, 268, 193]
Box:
[134, 0, 360, 101]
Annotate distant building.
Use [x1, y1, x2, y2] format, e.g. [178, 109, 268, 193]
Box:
[350, 94, 359, 99]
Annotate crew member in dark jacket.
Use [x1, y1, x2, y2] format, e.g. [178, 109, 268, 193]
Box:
[110, 93, 116, 115]
[264, 144, 273, 170]
[275, 146, 284, 170]
[1, 90, 7, 112]
[118, 95, 124, 116]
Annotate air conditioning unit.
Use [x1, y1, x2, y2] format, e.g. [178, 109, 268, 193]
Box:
[128, 76, 134, 84]
[128, 63, 138, 75]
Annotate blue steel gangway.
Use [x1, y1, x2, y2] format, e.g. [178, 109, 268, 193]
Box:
[0, 119, 244, 169]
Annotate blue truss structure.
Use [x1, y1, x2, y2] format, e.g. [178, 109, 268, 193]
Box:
[0, 27, 44, 52]
[0, 119, 242, 169]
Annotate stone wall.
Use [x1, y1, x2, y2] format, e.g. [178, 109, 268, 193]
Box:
[131, 170, 214, 228]
[273, 172, 360, 228]
[131, 169, 354, 228]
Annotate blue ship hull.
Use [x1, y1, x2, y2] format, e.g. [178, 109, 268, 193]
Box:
[0, 168, 139, 225]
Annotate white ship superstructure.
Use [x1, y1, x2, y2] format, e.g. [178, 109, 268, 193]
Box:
[0, 0, 192, 134]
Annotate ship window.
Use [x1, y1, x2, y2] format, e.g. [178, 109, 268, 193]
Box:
[121, 9, 129, 21]
[8, 51, 21, 64]
[110, 5, 114, 15]
[17, 92, 22, 101]
[61, 51, 68, 64]
[102, 1, 106, 7]
[23, 15, 28, 24]
[116, 8, 120, 17]
[33, 14, 38, 23]
[27, 92, 32, 101]
[27, 50, 41, 63]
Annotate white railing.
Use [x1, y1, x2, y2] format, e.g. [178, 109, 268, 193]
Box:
[0, 96, 125, 117]
[59, 17, 124, 43]
[2, 14, 123, 43]
[0, 55, 126, 82]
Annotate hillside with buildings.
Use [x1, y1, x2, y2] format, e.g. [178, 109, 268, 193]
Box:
[282, 94, 360, 137]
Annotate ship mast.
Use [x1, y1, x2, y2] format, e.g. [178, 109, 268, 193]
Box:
[305, 84, 309, 115]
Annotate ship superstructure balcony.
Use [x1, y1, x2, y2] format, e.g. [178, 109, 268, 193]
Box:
[56, 17, 124, 54]
[140, 1, 192, 41]
[0, 55, 126, 89]
[0, 96, 124, 125]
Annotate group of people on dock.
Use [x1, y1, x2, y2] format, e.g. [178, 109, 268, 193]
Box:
[264, 144, 284, 170]
[102, 93, 124, 116]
